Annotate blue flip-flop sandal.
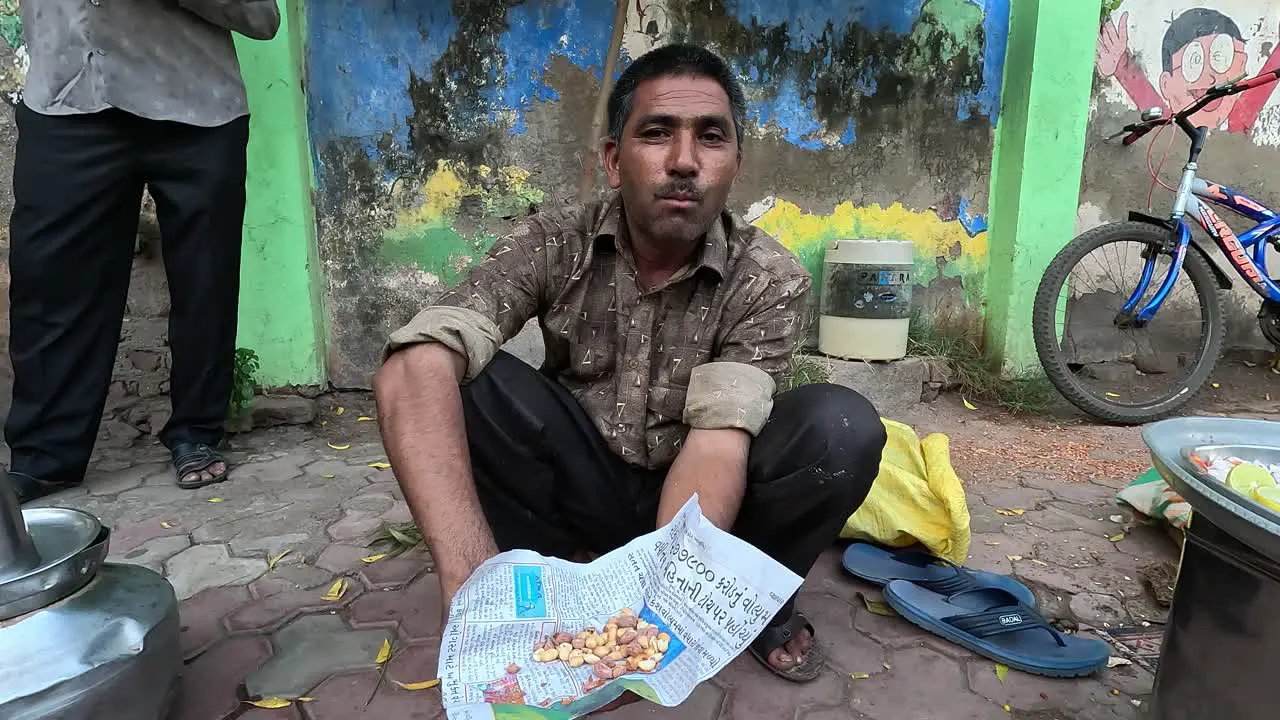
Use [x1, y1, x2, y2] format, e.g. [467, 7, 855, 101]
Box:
[883, 581, 1111, 678]
[842, 542, 1037, 608]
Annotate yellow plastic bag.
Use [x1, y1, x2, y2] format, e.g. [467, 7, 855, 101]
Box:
[838, 418, 971, 565]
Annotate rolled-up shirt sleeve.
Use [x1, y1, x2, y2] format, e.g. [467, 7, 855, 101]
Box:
[382, 219, 549, 381]
[683, 271, 812, 435]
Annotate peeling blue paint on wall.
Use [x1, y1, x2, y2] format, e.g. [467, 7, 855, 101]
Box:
[306, 1, 455, 153]
[958, 0, 1011, 124]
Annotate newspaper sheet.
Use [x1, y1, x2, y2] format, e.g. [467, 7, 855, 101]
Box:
[438, 495, 804, 719]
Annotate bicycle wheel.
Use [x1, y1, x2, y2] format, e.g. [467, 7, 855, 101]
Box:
[1032, 221, 1226, 425]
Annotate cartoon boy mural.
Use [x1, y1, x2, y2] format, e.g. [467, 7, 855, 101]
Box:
[1096, 7, 1280, 135]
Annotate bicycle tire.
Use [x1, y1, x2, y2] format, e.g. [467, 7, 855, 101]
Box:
[1032, 221, 1226, 425]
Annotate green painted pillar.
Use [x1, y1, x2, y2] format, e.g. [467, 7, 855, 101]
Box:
[984, 0, 1101, 372]
[233, 0, 327, 387]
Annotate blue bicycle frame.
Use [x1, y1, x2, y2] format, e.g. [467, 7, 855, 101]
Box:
[1123, 174, 1280, 324]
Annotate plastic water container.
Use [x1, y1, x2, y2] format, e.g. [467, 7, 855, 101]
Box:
[818, 239, 914, 360]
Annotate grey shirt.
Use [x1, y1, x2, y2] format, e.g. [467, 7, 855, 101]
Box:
[21, 0, 280, 127]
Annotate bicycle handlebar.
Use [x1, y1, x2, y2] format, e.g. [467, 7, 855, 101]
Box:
[1115, 68, 1280, 146]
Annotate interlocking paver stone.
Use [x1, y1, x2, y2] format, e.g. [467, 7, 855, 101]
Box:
[240, 707, 302, 720]
[179, 585, 253, 660]
[1021, 475, 1114, 505]
[225, 580, 364, 633]
[170, 635, 273, 720]
[965, 532, 1035, 576]
[246, 614, 393, 698]
[166, 543, 269, 600]
[800, 547, 867, 606]
[327, 510, 385, 542]
[1029, 502, 1126, 536]
[851, 645, 1006, 720]
[851, 602, 921, 648]
[86, 464, 155, 494]
[973, 485, 1053, 512]
[110, 517, 192, 554]
[113, 534, 191, 572]
[359, 550, 431, 589]
[316, 543, 372, 574]
[349, 572, 442, 642]
[1069, 592, 1129, 627]
[797, 593, 886, 675]
[301, 669, 443, 720]
[228, 454, 310, 483]
[717, 655, 847, 719]
[250, 565, 336, 599]
[966, 658, 1136, 715]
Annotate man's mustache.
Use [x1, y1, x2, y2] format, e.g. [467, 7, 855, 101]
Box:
[655, 180, 704, 201]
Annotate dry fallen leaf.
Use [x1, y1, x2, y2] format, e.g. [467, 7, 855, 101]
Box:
[1104, 392, 1121, 398]
[1006, 555, 1023, 562]
[962, 398, 978, 411]
[322, 473, 336, 479]
[1211, 383, 1221, 389]
[362, 554, 388, 564]
[393, 679, 441, 691]
[1108, 533, 1126, 542]
[995, 508, 1025, 517]
[207, 497, 224, 504]
[850, 673, 870, 680]
[1111, 689, 1121, 696]
[1107, 656, 1132, 668]
[1244, 360, 1258, 368]
[298, 697, 314, 702]
[322, 578, 349, 602]
[857, 593, 897, 617]
[247, 698, 292, 709]
[160, 521, 173, 529]
[1031, 559, 1049, 566]
[376, 638, 393, 664]
[335, 406, 346, 415]
[368, 462, 392, 470]
[267, 549, 292, 571]
[995, 663, 1009, 684]
[327, 441, 352, 451]
[1003, 705, 1011, 712]
[357, 416, 374, 422]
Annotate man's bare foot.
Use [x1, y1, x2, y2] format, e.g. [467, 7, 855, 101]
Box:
[173, 443, 229, 489]
[182, 460, 226, 486]
[766, 626, 813, 671]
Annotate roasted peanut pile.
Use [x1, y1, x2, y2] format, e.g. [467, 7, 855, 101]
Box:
[530, 608, 671, 680]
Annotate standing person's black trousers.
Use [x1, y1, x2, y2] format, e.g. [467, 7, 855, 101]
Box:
[5, 105, 249, 489]
[461, 351, 886, 627]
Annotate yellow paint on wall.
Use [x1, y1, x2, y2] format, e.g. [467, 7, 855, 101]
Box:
[394, 159, 545, 228]
[750, 198, 988, 285]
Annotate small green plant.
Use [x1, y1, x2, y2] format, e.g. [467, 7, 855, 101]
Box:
[778, 352, 832, 392]
[229, 348, 260, 420]
[907, 308, 1058, 414]
[369, 522, 423, 558]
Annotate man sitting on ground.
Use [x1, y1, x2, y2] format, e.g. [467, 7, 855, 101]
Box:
[374, 43, 886, 686]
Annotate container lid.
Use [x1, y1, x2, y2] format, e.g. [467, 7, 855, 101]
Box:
[825, 238, 914, 265]
[0, 508, 106, 621]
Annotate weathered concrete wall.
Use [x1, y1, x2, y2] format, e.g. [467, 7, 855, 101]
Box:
[1081, 2, 1280, 351]
[308, 0, 1011, 387]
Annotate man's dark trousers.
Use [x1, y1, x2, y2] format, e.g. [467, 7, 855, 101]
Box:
[461, 351, 886, 625]
[5, 105, 249, 487]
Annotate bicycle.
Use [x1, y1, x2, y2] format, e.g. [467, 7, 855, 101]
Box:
[1032, 67, 1280, 425]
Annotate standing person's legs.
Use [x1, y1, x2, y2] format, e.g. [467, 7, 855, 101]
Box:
[141, 115, 249, 488]
[460, 351, 663, 558]
[5, 106, 144, 500]
[736, 382, 885, 679]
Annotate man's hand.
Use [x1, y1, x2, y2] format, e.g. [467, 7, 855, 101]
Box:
[375, 343, 498, 610]
[656, 427, 750, 530]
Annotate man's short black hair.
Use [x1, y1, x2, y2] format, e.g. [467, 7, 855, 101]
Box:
[1162, 8, 1243, 73]
[607, 43, 748, 150]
